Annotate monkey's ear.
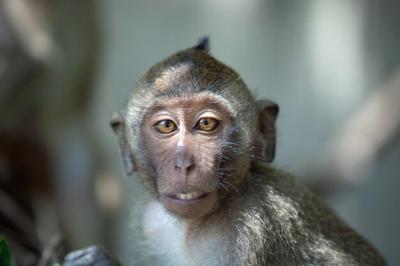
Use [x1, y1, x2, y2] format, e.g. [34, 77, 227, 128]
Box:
[256, 100, 279, 163]
[110, 112, 136, 175]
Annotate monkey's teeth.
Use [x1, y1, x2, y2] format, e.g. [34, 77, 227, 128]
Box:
[176, 192, 201, 200]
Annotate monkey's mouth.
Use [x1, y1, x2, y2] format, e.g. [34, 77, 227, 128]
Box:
[161, 191, 218, 219]
[167, 191, 208, 201]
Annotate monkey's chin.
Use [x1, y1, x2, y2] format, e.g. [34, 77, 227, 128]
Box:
[160, 191, 218, 219]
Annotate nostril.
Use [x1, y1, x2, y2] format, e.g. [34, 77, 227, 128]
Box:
[175, 163, 195, 173]
[175, 160, 195, 176]
[175, 145, 195, 174]
[186, 164, 195, 173]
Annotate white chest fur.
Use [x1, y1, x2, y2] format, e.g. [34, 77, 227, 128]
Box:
[142, 201, 230, 266]
[142, 201, 186, 265]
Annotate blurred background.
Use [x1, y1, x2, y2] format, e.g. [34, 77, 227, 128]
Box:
[1, 0, 399, 265]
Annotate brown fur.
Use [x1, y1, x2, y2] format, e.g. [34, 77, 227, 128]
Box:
[111, 38, 386, 265]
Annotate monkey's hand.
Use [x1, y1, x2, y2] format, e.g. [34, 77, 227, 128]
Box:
[63, 245, 119, 266]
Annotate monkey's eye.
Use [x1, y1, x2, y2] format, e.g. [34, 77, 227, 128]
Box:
[154, 119, 177, 134]
[195, 117, 219, 132]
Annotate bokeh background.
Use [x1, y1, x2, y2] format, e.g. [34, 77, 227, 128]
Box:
[1, 0, 399, 265]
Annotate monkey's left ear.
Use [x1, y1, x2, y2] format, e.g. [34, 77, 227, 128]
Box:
[110, 112, 136, 175]
[256, 100, 279, 163]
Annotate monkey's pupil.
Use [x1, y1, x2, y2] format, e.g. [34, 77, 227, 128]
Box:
[155, 119, 176, 134]
[197, 118, 218, 131]
[163, 121, 172, 127]
[201, 119, 209, 125]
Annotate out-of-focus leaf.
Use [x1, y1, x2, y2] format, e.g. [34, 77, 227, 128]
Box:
[0, 236, 12, 266]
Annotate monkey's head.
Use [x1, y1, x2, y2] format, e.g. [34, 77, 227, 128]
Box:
[111, 38, 278, 219]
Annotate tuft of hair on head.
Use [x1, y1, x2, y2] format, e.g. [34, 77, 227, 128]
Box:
[193, 36, 210, 52]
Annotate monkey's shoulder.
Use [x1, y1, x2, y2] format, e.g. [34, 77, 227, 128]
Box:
[228, 161, 386, 265]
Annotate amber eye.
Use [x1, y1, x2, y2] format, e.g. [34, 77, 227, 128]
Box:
[195, 117, 219, 131]
[154, 119, 177, 134]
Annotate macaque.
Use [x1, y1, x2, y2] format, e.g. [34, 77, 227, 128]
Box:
[110, 38, 386, 265]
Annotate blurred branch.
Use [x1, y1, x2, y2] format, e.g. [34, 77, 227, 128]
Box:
[38, 232, 63, 266]
[2, 0, 55, 62]
[308, 68, 400, 196]
[0, 191, 39, 248]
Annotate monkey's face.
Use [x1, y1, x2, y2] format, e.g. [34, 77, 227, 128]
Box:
[140, 97, 233, 219]
[111, 41, 279, 221]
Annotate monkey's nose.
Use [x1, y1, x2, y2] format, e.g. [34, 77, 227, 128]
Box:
[175, 147, 195, 175]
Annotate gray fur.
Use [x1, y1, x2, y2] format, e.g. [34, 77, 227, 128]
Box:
[111, 40, 386, 265]
[218, 161, 386, 265]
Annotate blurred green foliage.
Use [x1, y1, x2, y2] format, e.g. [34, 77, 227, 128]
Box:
[0, 236, 12, 266]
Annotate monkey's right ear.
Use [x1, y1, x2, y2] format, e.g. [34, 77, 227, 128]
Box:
[110, 112, 136, 175]
[256, 100, 279, 163]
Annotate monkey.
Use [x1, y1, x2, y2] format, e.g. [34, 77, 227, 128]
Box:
[110, 37, 386, 266]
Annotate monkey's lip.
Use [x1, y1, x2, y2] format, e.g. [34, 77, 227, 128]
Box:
[161, 191, 218, 219]
[166, 191, 208, 201]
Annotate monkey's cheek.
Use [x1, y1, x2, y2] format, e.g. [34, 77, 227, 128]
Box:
[160, 192, 218, 219]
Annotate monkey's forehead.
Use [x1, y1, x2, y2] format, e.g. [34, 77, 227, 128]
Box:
[128, 90, 238, 119]
[143, 93, 234, 115]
